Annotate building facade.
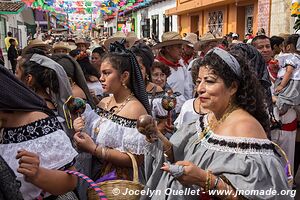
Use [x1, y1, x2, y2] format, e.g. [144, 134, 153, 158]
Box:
[166, 0, 297, 38]
[166, 0, 269, 39]
[135, 0, 178, 40]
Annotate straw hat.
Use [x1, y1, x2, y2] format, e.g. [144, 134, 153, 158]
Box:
[27, 38, 50, 48]
[75, 38, 90, 48]
[126, 31, 140, 47]
[52, 41, 71, 53]
[183, 33, 198, 48]
[103, 31, 139, 50]
[152, 32, 191, 49]
[103, 31, 126, 50]
[198, 32, 222, 45]
[23, 38, 51, 55]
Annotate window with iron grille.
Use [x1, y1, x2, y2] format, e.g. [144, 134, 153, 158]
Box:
[208, 11, 223, 37]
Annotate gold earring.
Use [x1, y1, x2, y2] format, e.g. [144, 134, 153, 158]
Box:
[122, 82, 128, 89]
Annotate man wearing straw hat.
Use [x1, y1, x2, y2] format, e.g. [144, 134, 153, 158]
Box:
[197, 32, 222, 57]
[153, 31, 194, 100]
[52, 41, 72, 54]
[22, 38, 51, 55]
[76, 38, 91, 52]
[179, 33, 198, 68]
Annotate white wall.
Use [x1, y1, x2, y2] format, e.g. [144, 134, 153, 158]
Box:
[270, 0, 294, 35]
[105, 18, 117, 35]
[137, 0, 178, 40]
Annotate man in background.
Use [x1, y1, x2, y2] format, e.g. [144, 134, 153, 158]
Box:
[5, 32, 18, 50]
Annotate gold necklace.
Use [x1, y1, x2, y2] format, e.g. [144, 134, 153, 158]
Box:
[195, 105, 238, 144]
[105, 93, 134, 117]
[94, 93, 134, 133]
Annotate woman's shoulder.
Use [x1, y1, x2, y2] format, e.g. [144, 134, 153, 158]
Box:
[120, 99, 148, 120]
[220, 109, 268, 139]
[98, 96, 111, 108]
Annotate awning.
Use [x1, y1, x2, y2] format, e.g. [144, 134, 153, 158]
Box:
[0, 1, 25, 15]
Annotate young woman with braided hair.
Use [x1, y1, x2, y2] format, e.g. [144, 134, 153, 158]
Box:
[72, 40, 151, 187]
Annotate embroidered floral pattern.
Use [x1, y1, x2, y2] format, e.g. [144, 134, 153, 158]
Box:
[1, 117, 62, 144]
[95, 107, 137, 128]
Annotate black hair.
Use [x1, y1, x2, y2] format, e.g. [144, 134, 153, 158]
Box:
[191, 58, 201, 85]
[7, 32, 12, 37]
[19, 54, 59, 94]
[9, 38, 15, 44]
[22, 47, 47, 56]
[131, 43, 155, 81]
[102, 40, 151, 114]
[77, 56, 100, 79]
[102, 53, 132, 83]
[92, 47, 106, 57]
[69, 49, 80, 58]
[270, 36, 284, 50]
[284, 34, 300, 49]
[200, 50, 270, 133]
[251, 35, 270, 45]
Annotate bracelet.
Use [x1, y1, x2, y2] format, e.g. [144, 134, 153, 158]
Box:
[220, 178, 232, 200]
[212, 176, 221, 190]
[205, 170, 212, 192]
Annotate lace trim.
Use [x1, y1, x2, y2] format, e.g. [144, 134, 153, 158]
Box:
[147, 91, 165, 99]
[1, 117, 62, 144]
[201, 131, 275, 155]
[95, 108, 137, 128]
[92, 118, 147, 155]
[0, 130, 77, 200]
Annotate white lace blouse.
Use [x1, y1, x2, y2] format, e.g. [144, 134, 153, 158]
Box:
[0, 116, 78, 200]
[82, 104, 148, 155]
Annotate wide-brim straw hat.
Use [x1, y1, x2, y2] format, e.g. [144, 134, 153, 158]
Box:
[27, 38, 50, 48]
[152, 32, 191, 49]
[198, 32, 222, 45]
[183, 33, 198, 48]
[52, 41, 71, 53]
[75, 38, 90, 48]
[23, 38, 51, 54]
[103, 31, 139, 50]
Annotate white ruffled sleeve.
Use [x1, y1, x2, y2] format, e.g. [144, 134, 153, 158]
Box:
[93, 118, 149, 155]
[0, 129, 78, 200]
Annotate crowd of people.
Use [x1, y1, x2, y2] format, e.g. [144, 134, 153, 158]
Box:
[0, 28, 299, 200]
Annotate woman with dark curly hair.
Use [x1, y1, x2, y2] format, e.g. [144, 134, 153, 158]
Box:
[141, 48, 292, 200]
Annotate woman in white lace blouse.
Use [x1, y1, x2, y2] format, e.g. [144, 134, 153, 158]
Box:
[73, 41, 150, 183]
